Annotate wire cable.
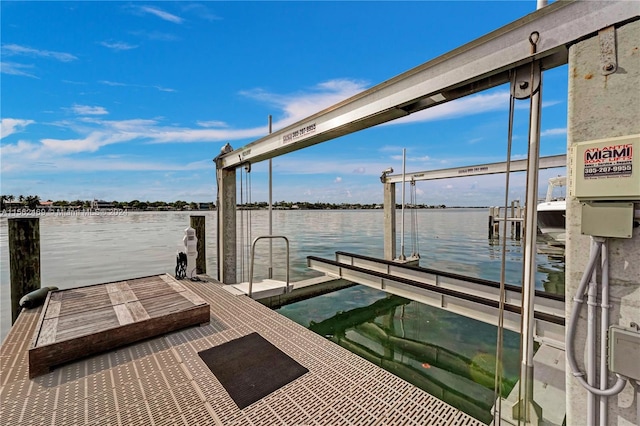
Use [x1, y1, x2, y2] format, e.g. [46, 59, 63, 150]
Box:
[245, 164, 252, 282]
[410, 180, 420, 258]
[513, 43, 541, 425]
[493, 69, 517, 424]
[239, 169, 245, 282]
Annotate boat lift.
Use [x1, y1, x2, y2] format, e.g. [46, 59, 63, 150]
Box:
[307, 251, 565, 348]
[213, 3, 639, 425]
[380, 154, 566, 259]
[215, 1, 633, 283]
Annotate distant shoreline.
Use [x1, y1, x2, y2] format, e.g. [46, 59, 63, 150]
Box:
[1, 205, 491, 218]
[2, 197, 492, 213]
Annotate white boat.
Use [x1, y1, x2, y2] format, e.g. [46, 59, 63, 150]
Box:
[537, 176, 566, 244]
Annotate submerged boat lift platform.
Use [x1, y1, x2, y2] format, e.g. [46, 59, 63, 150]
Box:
[308, 252, 568, 424]
[308, 251, 566, 349]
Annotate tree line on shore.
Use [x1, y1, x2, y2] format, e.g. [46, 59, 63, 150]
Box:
[1, 195, 210, 211]
[2, 195, 450, 211]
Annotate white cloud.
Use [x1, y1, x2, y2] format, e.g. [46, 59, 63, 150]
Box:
[40, 132, 130, 155]
[1, 61, 38, 78]
[99, 80, 176, 93]
[138, 6, 184, 24]
[100, 41, 138, 51]
[541, 128, 566, 137]
[197, 120, 228, 128]
[1, 78, 537, 182]
[147, 125, 267, 144]
[379, 145, 404, 153]
[71, 105, 109, 116]
[0, 150, 211, 174]
[240, 78, 369, 130]
[1, 44, 77, 62]
[389, 154, 430, 162]
[99, 80, 127, 87]
[1, 118, 35, 139]
[129, 30, 178, 41]
[181, 3, 221, 21]
[386, 91, 509, 126]
[0, 140, 36, 156]
[154, 86, 176, 93]
[266, 156, 400, 177]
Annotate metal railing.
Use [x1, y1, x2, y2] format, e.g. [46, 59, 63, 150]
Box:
[248, 235, 290, 297]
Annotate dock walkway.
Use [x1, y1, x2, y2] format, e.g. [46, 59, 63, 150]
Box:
[1, 276, 483, 425]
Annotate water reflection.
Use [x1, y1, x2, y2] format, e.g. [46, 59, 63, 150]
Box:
[1, 209, 564, 342]
[278, 285, 521, 424]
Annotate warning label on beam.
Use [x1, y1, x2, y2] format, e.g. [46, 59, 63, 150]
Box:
[282, 123, 316, 145]
[458, 166, 489, 175]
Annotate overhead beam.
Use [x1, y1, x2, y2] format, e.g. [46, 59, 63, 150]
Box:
[219, 1, 638, 169]
[383, 154, 566, 184]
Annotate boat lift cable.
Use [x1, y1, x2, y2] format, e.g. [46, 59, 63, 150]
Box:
[514, 32, 543, 425]
[247, 163, 253, 281]
[409, 179, 420, 258]
[400, 148, 407, 260]
[268, 115, 273, 280]
[241, 163, 253, 283]
[239, 168, 245, 282]
[518, 32, 542, 425]
[493, 69, 517, 424]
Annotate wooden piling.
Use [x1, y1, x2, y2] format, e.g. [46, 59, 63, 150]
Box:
[510, 202, 515, 238]
[488, 208, 495, 239]
[190, 215, 206, 274]
[8, 217, 41, 324]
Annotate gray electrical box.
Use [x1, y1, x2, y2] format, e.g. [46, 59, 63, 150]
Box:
[608, 325, 640, 380]
[581, 202, 634, 238]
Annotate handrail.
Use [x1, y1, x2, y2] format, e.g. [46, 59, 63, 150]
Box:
[308, 254, 565, 326]
[248, 235, 290, 297]
[334, 250, 565, 302]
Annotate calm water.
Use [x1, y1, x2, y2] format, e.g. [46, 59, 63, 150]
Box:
[0, 209, 564, 339]
[276, 285, 521, 424]
[0, 209, 563, 423]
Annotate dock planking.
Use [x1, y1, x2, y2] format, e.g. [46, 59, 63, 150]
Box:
[28, 273, 209, 378]
[2, 275, 485, 426]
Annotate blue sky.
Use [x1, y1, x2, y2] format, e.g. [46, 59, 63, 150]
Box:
[1, 1, 568, 206]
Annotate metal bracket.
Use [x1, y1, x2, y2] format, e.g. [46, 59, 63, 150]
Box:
[512, 62, 541, 100]
[599, 26, 617, 75]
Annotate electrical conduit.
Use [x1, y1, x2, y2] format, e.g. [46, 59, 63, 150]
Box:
[566, 237, 628, 426]
[599, 241, 610, 426]
[587, 238, 598, 422]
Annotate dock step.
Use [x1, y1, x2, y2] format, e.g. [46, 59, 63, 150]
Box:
[224, 279, 289, 299]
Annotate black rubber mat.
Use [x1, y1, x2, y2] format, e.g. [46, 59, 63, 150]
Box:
[198, 332, 308, 409]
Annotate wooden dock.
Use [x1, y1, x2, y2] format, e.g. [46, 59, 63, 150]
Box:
[2, 275, 484, 426]
[28, 274, 209, 378]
